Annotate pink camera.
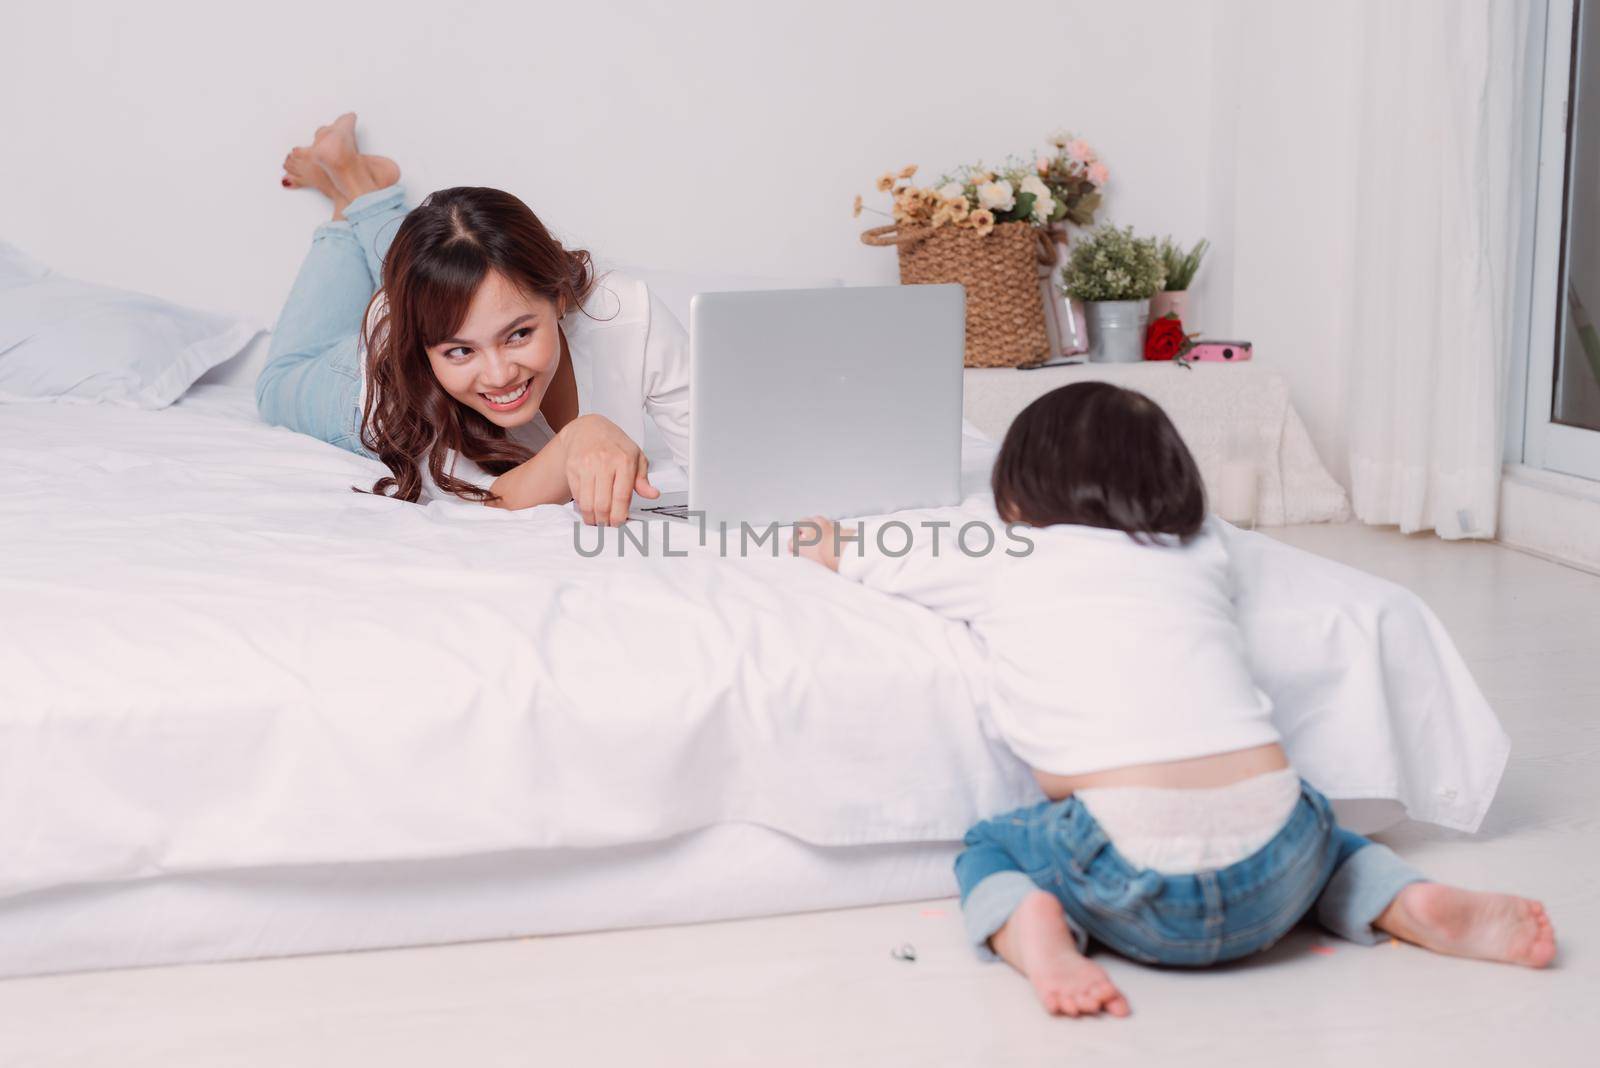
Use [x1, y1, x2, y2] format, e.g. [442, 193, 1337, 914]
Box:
[1187, 340, 1253, 362]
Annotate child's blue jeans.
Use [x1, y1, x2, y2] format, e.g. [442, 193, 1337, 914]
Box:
[254, 184, 410, 458]
[956, 779, 1426, 965]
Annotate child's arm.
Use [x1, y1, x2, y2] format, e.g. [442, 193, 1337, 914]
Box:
[792, 509, 1020, 622]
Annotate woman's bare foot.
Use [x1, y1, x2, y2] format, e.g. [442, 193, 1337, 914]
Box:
[308, 113, 383, 201]
[990, 891, 1131, 1018]
[282, 150, 397, 194]
[360, 154, 400, 190]
[282, 147, 339, 196]
[282, 146, 399, 219]
[1377, 882, 1556, 968]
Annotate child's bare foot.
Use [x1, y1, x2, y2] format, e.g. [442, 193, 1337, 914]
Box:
[991, 891, 1131, 1018]
[1378, 883, 1556, 968]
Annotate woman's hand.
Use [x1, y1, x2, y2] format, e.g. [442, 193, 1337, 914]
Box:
[559, 414, 658, 526]
[791, 515, 845, 571]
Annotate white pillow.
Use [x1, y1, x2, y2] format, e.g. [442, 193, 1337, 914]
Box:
[0, 243, 260, 409]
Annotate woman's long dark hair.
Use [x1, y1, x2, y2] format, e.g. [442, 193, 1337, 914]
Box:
[357, 187, 595, 503]
[991, 382, 1207, 543]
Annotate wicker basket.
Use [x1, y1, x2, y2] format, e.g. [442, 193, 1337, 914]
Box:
[861, 220, 1056, 368]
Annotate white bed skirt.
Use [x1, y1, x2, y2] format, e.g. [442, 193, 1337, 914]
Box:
[0, 825, 960, 980]
[0, 797, 1407, 980]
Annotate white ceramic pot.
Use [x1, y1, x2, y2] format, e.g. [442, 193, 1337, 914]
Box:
[1149, 290, 1188, 323]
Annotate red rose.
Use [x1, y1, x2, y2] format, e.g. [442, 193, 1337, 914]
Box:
[1144, 314, 1185, 361]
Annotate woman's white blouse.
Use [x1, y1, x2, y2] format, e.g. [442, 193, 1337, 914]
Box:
[359, 271, 691, 500]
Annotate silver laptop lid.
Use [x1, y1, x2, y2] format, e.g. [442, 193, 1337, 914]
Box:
[688, 284, 965, 526]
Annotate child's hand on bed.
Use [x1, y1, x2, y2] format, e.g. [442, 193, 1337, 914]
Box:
[558, 414, 657, 526]
[791, 516, 846, 571]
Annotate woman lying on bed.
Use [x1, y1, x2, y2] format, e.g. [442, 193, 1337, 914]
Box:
[258, 112, 688, 525]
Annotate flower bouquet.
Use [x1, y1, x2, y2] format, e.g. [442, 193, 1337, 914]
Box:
[856, 134, 1108, 368]
[854, 133, 1107, 235]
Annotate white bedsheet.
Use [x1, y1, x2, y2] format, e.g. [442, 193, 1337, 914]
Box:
[0, 386, 1508, 908]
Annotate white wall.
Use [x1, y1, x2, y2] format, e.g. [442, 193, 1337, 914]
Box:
[1210, 1, 1365, 487]
[2, 0, 1218, 312]
[3, 0, 1403, 484]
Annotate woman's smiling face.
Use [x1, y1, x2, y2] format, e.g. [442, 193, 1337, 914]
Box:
[426, 269, 563, 427]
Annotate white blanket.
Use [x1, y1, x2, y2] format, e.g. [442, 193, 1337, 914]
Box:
[0, 386, 1507, 904]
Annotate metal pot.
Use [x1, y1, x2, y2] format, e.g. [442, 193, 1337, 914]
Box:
[1084, 299, 1151, 363]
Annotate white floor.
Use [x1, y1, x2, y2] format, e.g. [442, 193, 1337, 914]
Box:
[2, 525, 1596, 1067]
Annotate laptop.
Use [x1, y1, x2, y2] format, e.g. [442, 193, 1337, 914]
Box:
[631, 284, 966, 527]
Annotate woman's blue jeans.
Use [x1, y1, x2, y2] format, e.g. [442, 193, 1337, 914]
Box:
[956, 779, 1426, 965]
[254, 185, 410, 458]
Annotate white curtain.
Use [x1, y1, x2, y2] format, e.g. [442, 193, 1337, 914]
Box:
[1342, 0, 1536, 538]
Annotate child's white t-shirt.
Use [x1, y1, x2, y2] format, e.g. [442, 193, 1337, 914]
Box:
[836, 502, 1279, 777]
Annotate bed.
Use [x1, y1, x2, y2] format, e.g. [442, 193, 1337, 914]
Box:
[0, 370, 1511, 978]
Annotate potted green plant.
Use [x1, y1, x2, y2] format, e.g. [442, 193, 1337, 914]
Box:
[1152, 237, 1209, 321]
[1059, 225, 1165, 363]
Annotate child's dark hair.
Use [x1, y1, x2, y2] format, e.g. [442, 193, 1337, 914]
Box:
[991, 382, 1207, 543]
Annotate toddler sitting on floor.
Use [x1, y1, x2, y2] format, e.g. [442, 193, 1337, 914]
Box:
[793, 382, 1555, 1017]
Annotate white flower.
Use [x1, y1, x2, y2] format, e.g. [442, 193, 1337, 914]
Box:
[1048, 129, 1071, 149]
[937, 181, 965, 200]
[1032, 193, 1057, 224]
[976, 179, 1015, 212]
[1019, 175, 1050, 199]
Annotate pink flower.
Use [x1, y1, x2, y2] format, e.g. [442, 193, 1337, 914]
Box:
[1036, 155, 1052, 175]
[1066, 139, 1095, 163]
[1088, 162, 1109, 187]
